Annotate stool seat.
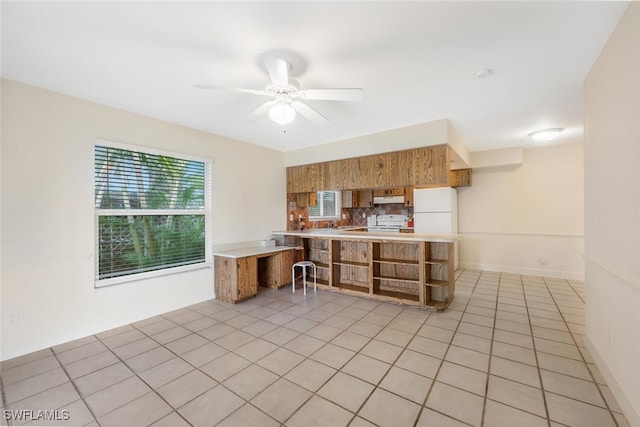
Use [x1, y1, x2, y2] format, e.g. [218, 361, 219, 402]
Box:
[292, 261, 317, 295]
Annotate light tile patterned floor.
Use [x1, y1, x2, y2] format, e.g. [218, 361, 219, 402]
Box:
[0, 270, 632, 427]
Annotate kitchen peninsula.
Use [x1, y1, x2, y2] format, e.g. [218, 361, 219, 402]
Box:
[273, 229, 461, 310]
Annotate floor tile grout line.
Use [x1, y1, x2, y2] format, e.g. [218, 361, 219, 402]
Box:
[540, 276, 621, 427]
[2, 273, 629, 427]
[479, 272, 501, 427]
[413, 268, 482, 427]
[349, 304, 434, 426]
[195, 288, 377, 426]
[48, 347, 102, 427]
[519, 275, 553, 427]
[0, 375, 10, 427]
[90, 334, 193, 427]
[280, 295, 422, 427]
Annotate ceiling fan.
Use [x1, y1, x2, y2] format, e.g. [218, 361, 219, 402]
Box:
[194, 54, 365, 125]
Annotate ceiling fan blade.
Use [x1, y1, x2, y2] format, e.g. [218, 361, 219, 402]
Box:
[247, 100, 277, 121]
[193, 84, 270, 96]
[292, 101, 329, 125]
[297, 88, 365, 102]
[261, 54, 289, 87]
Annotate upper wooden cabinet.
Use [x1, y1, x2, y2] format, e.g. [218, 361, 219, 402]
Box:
[286, 144, 456, 193]
[404, 187, 414, 207]
[450, 169, 472, 187]
[373, 188, 404, 197]
[412, 145, 450, 188]
[357, 190, 374, 207]
[388, 150, 413, 187]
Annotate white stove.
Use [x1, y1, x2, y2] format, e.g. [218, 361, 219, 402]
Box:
[367, 214, 408, 232]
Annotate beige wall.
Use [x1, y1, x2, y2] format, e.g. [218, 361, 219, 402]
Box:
[0, 79, 286, 360]
[458, 142, 585, 279]
[584, 3, 640, 426]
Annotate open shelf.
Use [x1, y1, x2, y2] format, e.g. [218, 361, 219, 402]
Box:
[333, 282, 369, 293]
[333, 260, 369, 268]
[426, 279, 448, 287]
[312, 277, 330, 287]
[313, 262, 330, 270]
[291, 235, 456, 311]
[374, 275, 420, 284]
[374, 258, 420, 266]
[376, 289, 420, 302]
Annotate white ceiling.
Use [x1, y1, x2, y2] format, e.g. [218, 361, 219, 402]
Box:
[1, 1, 628, 152]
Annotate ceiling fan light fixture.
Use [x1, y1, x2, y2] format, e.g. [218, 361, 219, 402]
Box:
[528, 128, 563, 141]
[269, 101, 296, 125]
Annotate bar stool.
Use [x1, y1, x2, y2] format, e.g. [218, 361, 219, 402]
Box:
[292, 260, 317, 295]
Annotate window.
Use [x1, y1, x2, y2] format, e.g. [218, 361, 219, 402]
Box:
[308, 191, 341, 220]
[94, 141, 211, 287]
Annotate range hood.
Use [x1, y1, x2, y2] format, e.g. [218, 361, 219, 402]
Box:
[373, 195, 405, 204]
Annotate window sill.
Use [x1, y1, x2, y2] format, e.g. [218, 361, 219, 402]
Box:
[95, 262, 213, 288]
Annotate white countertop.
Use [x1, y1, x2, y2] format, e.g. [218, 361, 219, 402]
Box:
[213, 245, 302, 259]
[273, 229, 461, 243]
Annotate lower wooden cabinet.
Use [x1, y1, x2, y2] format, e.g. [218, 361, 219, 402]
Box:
[298, 234, 457, 310]
[214, 247, 302, 304]
[214, 256, 257, 303]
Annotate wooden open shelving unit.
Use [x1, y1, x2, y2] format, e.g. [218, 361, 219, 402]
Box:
[331, 239, 371, 295]
[294, 234, 456, 310]
[424, 241, 455, 309]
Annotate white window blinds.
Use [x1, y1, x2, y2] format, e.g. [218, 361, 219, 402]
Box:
[94, 144, 210, 286]
[308, 191, 341, 219]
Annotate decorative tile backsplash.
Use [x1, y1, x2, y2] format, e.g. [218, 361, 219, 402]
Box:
[349, 206, 413, 226]
[287, 194, 412, 230]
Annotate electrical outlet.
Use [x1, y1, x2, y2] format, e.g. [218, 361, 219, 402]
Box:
[8, 312, 19, 325]
[289, 214, 294, 221]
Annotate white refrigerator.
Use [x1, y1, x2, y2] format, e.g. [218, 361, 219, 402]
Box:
[413, 187, 458, 267]
[413, 187, 458, 234]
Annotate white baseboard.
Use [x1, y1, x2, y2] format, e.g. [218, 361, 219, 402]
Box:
[584, 332, 640, 427]
[459, 261, 585, 281]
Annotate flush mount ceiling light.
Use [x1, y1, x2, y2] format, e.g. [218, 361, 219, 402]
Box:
[269, 101, 296, 125]
[528, 128, 563, 141]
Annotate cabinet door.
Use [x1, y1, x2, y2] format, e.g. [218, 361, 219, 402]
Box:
[342, 190, 354, 208]
[404, 187, 414, 207]
[450, 169, 472, 187]
[295, 192, 310, 208]
[371, 154, 388, 188]
[237, 257, 257, 300]
[309, 192, 318, 206]
[214, 256, 237, 303]
[343, 157, 363, 189]
[308, 163, 325, 191]
[357, 190, 373, 207]
[412, 145, 451, 187]
[325, 161, 339, 190]
[286, 167, 295, 193]
[287, 166, 310, 193]
[388, 150, 413, 187]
